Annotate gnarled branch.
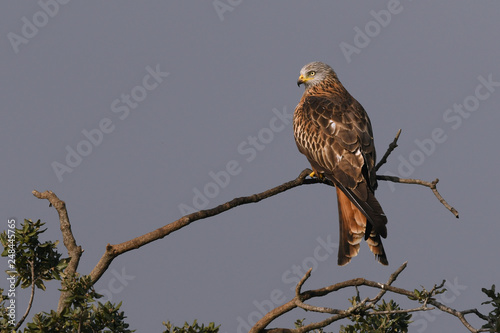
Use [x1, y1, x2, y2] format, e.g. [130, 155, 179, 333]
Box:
[31, 190, 83, 313]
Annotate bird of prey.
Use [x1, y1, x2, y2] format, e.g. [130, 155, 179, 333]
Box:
[293, 61, 388, 266]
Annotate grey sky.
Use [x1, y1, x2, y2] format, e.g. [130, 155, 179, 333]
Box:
[1, 1, 499, 332]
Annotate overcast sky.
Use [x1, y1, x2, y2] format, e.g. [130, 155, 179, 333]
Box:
[1, 1, 500, 332]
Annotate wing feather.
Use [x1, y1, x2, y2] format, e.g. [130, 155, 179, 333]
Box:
[299, 95, 376, 193]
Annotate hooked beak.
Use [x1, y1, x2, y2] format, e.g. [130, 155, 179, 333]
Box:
[297, 74, 311, 87]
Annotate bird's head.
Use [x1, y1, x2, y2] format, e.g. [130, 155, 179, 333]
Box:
[297, 61, 337, 88]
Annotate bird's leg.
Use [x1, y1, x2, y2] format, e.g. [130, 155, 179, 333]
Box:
[309, 169, 324, 180]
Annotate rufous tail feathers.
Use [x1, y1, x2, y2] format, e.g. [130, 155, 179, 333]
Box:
[336, 187, 388, 266]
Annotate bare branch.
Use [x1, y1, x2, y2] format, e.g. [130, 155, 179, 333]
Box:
[375, 129, 402, 172]
[32, 190, 83, 313]
[294, 268, 339, 315]
[295, 268, 312, 297]
[364, 261, 407, 314]
[376, 175, 459, 218]
[371, 128, 459, 218]
[462, 308, 489, 321]
[294, 300, 339, 315]
[368, 305, 434, 315]
[292, 313, 348, 333]
[422, 298, 488, 333]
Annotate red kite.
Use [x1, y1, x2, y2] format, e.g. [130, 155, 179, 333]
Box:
[294, 62, 388, 266]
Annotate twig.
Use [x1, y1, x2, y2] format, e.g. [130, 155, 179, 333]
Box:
[367, 305, 434, 315]
[14, 260, 36, 330]
[376, 176, 459, 218]
[462, 308, 489, 321]
[294, 268, 339, 314]
[295, 268, 312, 296]
[372, 129, 459, 218]
[32, 190, 83, 313]
[375, 129, 402, 172]
[282, 297, 372, 333]
[366, 261, 408, 310]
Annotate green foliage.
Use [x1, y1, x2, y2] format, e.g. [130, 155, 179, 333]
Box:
[407, 284, 445, 303]
[0, 219, 69, 290]
[0, 288, 13, 331]
[162, 319, 220, 333]
[481, 285, 500, 333]
[0, 219, 133, 332]
[339, 296, 411, 333]
[25, 274, 134, 332]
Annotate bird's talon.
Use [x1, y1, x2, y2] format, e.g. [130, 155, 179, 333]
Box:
[309, 171, 324, 180]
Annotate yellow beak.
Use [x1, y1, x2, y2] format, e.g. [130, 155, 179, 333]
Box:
[297, 74, 312, 86]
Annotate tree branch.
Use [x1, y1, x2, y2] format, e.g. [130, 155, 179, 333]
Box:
[294, 268, 339, 315]
[376, 175, 459, 218]
[256, 263, 407, 333]
[86, 169, 320, 284]
[372, 128, 459, 218]
[375, 129, 402, 172]
[254, 262, 487, 333]
[14, 260, 36, 330]
[32, 190, 83, 313]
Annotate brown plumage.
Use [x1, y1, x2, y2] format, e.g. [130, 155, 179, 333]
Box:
[293, 62, 388, 266]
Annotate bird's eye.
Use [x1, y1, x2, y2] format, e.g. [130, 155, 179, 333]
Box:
[309, 71, 316, 76]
